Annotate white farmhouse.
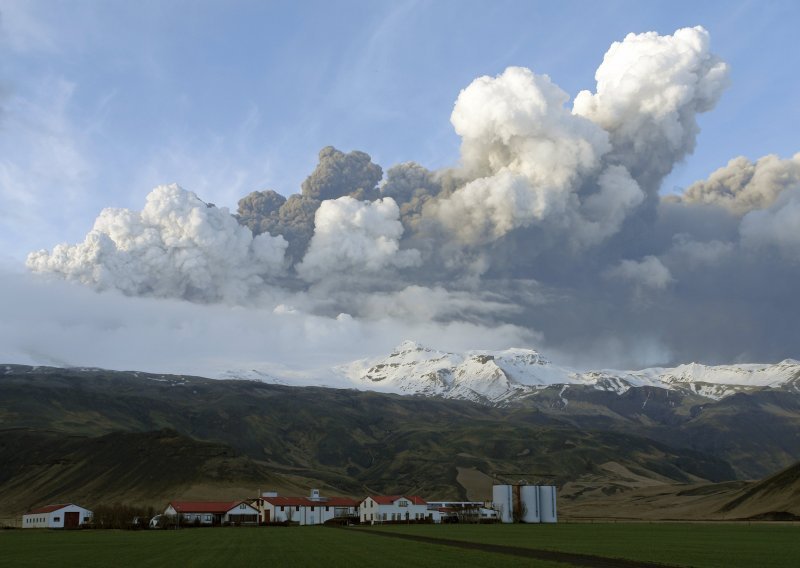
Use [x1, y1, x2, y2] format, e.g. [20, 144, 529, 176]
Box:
[359, 495, 430, 524]
[256, 490, 359, 525]
[22, 504, 92, 529]
[164, 500, 259, 525]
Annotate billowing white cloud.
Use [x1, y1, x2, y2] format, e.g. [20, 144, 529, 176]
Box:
[452, 66, 610, 188]
[297, 196, 420, 281]
[27, 184, 287, 302]
[574, 26, 729, 186]
[432, 66, 646, 248]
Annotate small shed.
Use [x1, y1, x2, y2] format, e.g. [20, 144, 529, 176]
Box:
[22, 504, 93, 529]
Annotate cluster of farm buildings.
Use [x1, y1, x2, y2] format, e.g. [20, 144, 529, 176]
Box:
[22, 485, 557, 529]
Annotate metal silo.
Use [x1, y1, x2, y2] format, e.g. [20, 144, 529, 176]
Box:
[520, 485, 541, 523]
[539, 485, 557, 523]
[492, 484, 514, 523]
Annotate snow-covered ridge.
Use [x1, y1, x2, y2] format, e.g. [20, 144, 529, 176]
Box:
[332, 341, 800, 404]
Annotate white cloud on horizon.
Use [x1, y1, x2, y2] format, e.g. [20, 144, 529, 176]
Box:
[0, 270, 538, 379]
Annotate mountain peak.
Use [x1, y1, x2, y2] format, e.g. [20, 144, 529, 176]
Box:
[393, 340, 434, 353]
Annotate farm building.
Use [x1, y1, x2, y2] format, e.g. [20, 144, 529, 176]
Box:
[427, 501, 499, 522]
[254, 489, 359, 525]
[359, 495, 432, 524]
[22, 504, 92, 529]
[164, 501, 259, 525]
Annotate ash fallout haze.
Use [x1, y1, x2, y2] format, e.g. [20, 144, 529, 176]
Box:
[1, 0, 799, 379]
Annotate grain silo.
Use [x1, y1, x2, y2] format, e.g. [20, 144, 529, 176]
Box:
[492, 484, 514, 523]
[520, 485, 541, 523]
[539, 485, 557, 523]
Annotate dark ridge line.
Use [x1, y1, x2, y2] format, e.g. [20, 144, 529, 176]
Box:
[348, 526, 684, 568]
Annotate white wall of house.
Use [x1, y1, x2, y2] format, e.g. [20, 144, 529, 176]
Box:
[224, 503, 260, 523]
[264, 502, 334, 525]
[22, 505, 92, 529]
[359, 497, 429, 524]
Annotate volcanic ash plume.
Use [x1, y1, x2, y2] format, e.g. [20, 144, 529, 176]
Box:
[24, 26, 800, 367]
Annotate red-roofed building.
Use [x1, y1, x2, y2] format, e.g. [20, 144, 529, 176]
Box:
[253, 489, 359, 525]
[22, 504, 92, 529]
[359, 495, 431, 524]
[164, 500, 259, 525]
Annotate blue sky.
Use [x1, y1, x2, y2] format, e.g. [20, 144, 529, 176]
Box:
[1, 0, 798, 263]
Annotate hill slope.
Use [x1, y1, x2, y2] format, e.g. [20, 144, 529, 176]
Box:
[0, 365, 753, 518]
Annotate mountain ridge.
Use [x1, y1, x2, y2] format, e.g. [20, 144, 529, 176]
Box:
[327, 341, 800, 405]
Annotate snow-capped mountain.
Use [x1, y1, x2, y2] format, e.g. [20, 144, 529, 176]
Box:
[333, 340, 800, 405]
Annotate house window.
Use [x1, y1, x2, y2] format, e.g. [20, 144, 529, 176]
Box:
[310, 506, 314, 511]
[54, 517, 60, 522]
[326, 506, 330, 511]
[205, 515, 212, 522]
[398, 500, 408, 507]
[280, 506, 284, 511]
[239, 504, 246, 509]
[295, 506, 300, 511]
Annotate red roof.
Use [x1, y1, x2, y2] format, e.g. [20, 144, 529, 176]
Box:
[367, 495, 427, 506]
[261, 496, 359, 507]
[262, 497, 316, 507]
[169, 501, 249, 514]
[27, 504, 72, 514]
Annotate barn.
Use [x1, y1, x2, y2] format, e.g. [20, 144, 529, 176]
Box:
[22, 504, 93, 529]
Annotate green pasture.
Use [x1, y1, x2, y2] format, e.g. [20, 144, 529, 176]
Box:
[370, 522, 800, 568]
[0, 526, 563, 568]
[2, 523, 798, 568]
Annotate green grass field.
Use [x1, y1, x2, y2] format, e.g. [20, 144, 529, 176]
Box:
[2, 523, 798, 568]
[0, 526, 565, 568]
[370, 522, 800, 568]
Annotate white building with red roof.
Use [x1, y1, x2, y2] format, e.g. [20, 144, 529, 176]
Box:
[254, 489, 359, 525]
[164, 500, 259, 525]
[22, 504, 92, 529]
[359, 495, 431, 524]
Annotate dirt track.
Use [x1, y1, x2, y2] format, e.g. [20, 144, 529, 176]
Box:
[353, 527, 682, 568]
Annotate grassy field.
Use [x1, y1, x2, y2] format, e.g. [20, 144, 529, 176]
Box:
[0, 526, 566, 568]
[369, 522, 800, 568]
[3, 523, 799, 567]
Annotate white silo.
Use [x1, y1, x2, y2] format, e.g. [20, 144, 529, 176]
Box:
[520, 485, 541, 523]
[539, 485, 557, 523]
[492, 484, 514, 523]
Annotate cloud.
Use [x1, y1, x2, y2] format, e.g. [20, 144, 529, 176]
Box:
[0, 270, 536, 377]
[27, 184, 287, 303]
[673, 153, 800, 215]
[574, 26, 729, 189]
[739, 187, 800, 260]
[297, 196, 420, 281]
[18, 25, 800, 370]
[605, 256, 674, 291]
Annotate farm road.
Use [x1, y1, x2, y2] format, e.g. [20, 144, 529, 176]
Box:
[351, 527, 682, 568]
